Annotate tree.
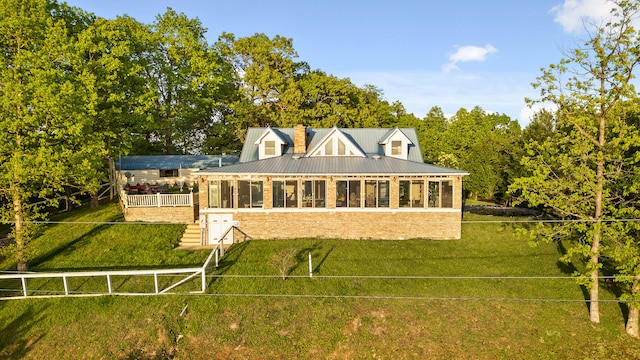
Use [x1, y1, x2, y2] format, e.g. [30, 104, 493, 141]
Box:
[509, 0, 640, 326]
[218, 32, 302, 136]
[140, 8, 235, 154]
[0, 0, 105, 270]
[444, 106, 521, 201]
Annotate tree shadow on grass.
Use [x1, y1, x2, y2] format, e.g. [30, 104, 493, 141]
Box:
[28, 223, 111, 270]
[0, 304, 48, 358]
[292, 242, 333, 276]
[601, 258, 629, 324]
[205, 241, 250, 287]
[555, 240, 591, 315]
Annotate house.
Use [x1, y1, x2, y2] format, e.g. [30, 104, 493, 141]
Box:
[115, 155, 239, 190]
[195, 124, 468, 244]
[115, 155, 239, 223]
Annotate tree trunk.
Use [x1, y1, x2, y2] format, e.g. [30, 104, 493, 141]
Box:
[627, 305, 640, 338]
[90, 193, 99, 208]
[627, 281, 640, 338]
[12, 180, 28, 273]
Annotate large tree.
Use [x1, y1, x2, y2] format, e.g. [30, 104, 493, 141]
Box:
[444, 106, 521, 201]
[509, 0, 640, 327]
[140, 8, 234, 154]
[0, 0, 105, 270]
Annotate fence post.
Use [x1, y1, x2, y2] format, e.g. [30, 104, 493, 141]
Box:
[154, 273, 159, 294]
[201, 269, 206, 292]
[308, 252, 313, 278]
[21, 277, 27, 297]
[157, 192, 161, 207]
[107, 274, 112, 294]
[63, 275, 69, 295]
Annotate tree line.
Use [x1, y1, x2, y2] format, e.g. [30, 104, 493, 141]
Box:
[1, 0, 639, 338]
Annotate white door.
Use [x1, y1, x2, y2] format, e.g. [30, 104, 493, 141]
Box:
[207, 214, 234, 245]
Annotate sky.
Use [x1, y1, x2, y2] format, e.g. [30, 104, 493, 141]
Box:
[62, 0, 617, 126]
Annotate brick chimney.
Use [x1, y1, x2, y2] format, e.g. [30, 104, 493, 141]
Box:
[293, 123, 307, 154]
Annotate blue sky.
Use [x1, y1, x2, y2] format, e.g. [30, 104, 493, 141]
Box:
[63, 0, 615, 126]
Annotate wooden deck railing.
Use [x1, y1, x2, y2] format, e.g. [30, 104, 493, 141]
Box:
[121, 191, 194, 208]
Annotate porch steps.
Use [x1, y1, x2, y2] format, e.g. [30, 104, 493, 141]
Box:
[176, 223, 233, 250]
[176, 223, 202, 250]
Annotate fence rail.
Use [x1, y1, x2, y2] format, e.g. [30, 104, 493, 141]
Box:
[121, 192, 194, 208]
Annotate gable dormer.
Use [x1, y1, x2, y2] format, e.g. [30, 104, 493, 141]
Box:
[380, 128, 413, 160]
[255, 127, 288, 160]
[307, 127, 366, 157]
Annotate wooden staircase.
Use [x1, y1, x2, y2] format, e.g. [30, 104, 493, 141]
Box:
[177, 223, 202, 249]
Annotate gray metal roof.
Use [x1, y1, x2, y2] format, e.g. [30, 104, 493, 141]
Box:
[197, 154, 469, 176]
[239, 127, 424, 163]
[116, 155, 240, 171]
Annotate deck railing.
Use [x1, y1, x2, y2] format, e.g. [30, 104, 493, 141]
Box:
[121, 191, 194, 208]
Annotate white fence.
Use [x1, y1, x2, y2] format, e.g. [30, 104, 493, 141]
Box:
[121, 192, 194, 208]
[0, 240, 226, 299]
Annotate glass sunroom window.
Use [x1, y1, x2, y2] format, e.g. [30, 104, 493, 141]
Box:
[428, 180, 454, 208]
[208, 180, 233, 208]
[399, 179, 425, 208]
[238, 180, 263, 208]
[273, 179, 300, 208]
[303, 180, 326, 208]
[336, 180, 361, 208]
[365, 180, 390, 208]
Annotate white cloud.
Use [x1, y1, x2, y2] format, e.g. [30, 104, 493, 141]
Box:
[449, 44, 498, 63]
[443, 44, 497, 73]
[550, 0, 616, 33]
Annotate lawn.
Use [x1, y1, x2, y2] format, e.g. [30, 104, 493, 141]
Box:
[0, 203, 639, 359]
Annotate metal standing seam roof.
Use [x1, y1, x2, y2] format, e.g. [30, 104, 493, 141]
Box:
[197, 154, 469, 176]
[115, 155, 240, 171]
[239, 127, 424, 163]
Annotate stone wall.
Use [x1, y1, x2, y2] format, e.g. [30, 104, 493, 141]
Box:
[122, 194, 199, 223]
[203, 209, 462, 240]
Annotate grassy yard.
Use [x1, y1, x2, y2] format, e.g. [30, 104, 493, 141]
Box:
[1, 203, 639, 359]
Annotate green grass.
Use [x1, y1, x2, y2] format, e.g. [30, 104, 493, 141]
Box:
[1, 206, 639, 359]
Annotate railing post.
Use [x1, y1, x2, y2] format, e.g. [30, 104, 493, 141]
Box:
[107, 274, 112, 294]
[201, 270, 206, 292]
[157, 192, 161, 207]
[21, 277, 27, 297]
[154, 273, 159, 294]
[63, 275, 69, 295]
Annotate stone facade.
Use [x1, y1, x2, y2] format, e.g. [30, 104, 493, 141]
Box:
[202, 209, 462, 240]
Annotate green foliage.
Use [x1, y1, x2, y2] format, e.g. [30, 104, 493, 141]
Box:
[511, 0, 640, 326]
[0, 0, 107, 269]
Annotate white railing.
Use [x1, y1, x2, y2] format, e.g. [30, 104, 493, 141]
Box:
[121, 192, 194, 208]
[0, 244, 224, 299]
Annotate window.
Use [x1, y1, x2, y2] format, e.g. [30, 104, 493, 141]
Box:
[399, 180, 411, 207]
[264, 140, 276, 156]
[391, 140, 402, 156]
[159, 169, 178, 177]
[303, 180, 326, 208]
[238, 180, 263, 208]
[399, 179, 425, 208]
[337, 139, 346, 155]
[208, 180, 234, 208]
[273, 179, 299, 208]
[324, 140, 333, 155]
[428, 180, 454, 208]
[336, 180, 361, 208]
[365, 180, 390, 208]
